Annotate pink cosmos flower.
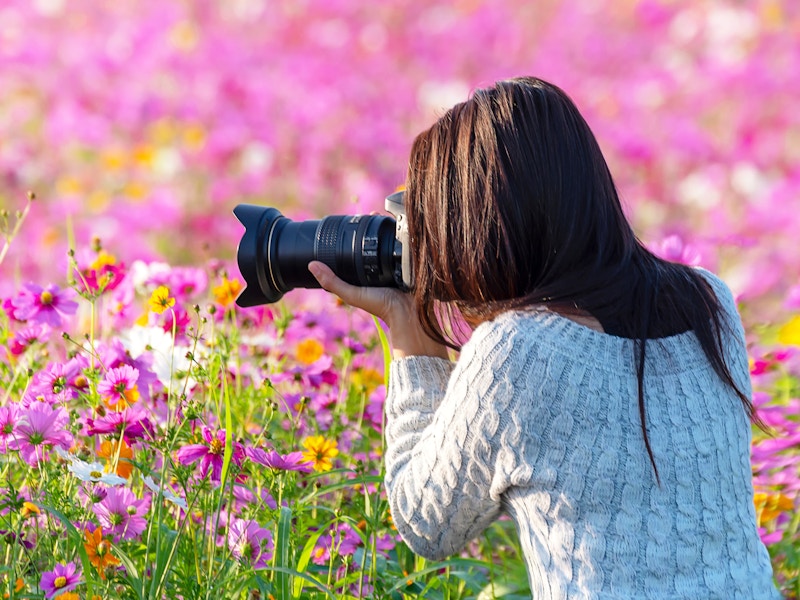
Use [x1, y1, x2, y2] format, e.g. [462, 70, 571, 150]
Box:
[176, 427, 244, 483]
[7, 403, 73, 466]
[652, 235, 702, 266]
[96, 365, 140, 410]
[270, 354, 338, 389]
[311, 523, 362, 565]
[9, 283, 78, 327]
[0, 404, 21, 453]
[40, 561, 81, 598]
[28, 361, 82, 404]
[95, 339, 159, 403]
[365, 385, 385, 431]
[228, 518, 273, 569]
[7, 323, 50, 355]
[232, 484, 277, 512]
[83, 405, 152, 442]
[785, 285, 800, 310]
[245, 446, 313, 473]
[93, 487, 151, 541]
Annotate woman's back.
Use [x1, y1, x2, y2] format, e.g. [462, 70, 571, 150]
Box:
[383, 270, 779, 599]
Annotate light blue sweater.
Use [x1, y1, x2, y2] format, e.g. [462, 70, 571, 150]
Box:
[384, 270, 779, 599]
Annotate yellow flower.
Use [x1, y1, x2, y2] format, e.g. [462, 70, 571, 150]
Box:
[351, 367, 384, 393]
[302, 435, 339, 472]
[148, 285, 175, 314]
[296, 339, 324, 365]
[89, 250, 116, 272]
[20, 501, 40, 519]
[212, 277, 242, 306]
[84, 527, 120, 577]
[55, 593, 80, 600]
[778, 316, 800, 346]
[754, 491, 794, 526]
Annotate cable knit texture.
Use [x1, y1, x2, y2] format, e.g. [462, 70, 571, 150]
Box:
[384, 269, 780, 599]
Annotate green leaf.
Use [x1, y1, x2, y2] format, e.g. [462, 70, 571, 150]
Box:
[275, 506, 293, 599]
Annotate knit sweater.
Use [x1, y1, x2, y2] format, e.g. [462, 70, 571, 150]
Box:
[384, 270, 779, 599]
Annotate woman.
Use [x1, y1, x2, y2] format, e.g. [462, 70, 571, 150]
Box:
[308, 77, 779, 598]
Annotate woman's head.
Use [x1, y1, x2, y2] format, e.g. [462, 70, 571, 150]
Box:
[405, 76, 637, 344]
[403, 76, 758, 478]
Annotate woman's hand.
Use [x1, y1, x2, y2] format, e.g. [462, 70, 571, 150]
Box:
[308, 261, 449, 360]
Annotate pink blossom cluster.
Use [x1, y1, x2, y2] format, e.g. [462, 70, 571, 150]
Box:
[0, 1, 797, 322]
[0, 251, 396, 595]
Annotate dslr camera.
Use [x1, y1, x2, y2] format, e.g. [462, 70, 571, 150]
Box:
[233, 192, 411, 307]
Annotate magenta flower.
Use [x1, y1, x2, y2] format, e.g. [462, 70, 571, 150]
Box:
[245, 446, 313, 473]
[40, 561, 81, 598]
[228, 518, 273, 569]
[93, 487, 151, 541]
[9, 283, 78, 327]
[29, 361, 82, 404]
[7, 403, 73, 466]
[176, 427, 244, 483]
[96, 365, 140, 410]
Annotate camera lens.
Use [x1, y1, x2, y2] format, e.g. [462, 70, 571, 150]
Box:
[234, 204, 400, 307]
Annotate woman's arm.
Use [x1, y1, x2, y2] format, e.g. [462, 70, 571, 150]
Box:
[383, 334, 516, 559]
[309, 261, 516, 559]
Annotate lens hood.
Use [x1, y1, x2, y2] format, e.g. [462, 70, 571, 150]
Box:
[233, 204, 286, 307]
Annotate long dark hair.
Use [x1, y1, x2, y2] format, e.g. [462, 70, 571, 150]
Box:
[404, 76, 756, 480]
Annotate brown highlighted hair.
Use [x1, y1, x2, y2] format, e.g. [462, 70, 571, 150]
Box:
[404, 77, 756, 480]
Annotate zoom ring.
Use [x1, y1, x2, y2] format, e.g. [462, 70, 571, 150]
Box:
[315, 217, 341, 269]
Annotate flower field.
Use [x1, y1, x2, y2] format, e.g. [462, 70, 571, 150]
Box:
[0, 0, 799, 598]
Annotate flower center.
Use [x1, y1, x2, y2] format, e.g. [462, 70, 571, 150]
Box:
[90, 470, 103, 478]
[109, 513, 124, 526]
[28, 432, 44, 445]
[40, 291, 54, 305]
[53, 575, 67, 589]
[209, 438, 224, 455]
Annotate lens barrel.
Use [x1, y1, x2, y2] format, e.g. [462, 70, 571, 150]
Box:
[234, 204, 401, 307]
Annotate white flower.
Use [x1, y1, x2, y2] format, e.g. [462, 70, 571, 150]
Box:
[143, 475, 188, 510]
[119, 325, 204, 389]
[68, 458, 127, 486]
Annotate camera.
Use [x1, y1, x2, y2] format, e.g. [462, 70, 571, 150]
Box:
[233, 191, 411, 307]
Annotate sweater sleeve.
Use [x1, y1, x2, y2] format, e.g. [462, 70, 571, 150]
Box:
[383, 321, 518, 561]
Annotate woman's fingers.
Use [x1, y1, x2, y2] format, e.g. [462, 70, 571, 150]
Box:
[308, 261, 404, 321]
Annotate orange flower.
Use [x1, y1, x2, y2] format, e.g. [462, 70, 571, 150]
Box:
[212, 277, 242, 306]
[84, 527, 120, 577]
[97, 438, 134, 479]
[20, 501, 40, 520]
[296, 339, 324, 365]
[754, 491, 794, 526]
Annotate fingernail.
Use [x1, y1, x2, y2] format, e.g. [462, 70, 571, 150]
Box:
[308, 263, 321, 278]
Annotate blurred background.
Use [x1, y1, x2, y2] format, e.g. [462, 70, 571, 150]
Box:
[0, 0, 798, 322]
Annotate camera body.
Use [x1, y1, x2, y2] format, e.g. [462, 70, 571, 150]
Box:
[233, 191, 411, 307]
